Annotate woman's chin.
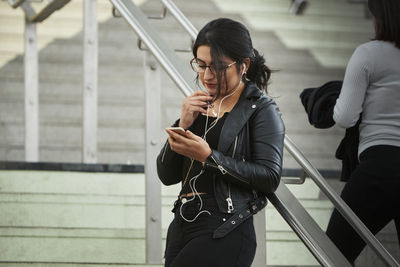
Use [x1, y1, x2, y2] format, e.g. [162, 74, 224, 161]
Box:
[205, 87, 217, 96]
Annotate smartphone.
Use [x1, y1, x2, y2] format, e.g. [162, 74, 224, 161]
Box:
[165, 126, 187, 135]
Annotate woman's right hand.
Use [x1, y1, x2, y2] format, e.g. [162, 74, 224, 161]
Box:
[179, 91, 213, 129]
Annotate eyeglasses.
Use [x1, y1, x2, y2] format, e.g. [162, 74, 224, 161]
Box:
[190, 58, 236, 74]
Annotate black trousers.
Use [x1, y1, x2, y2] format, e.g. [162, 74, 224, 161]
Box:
[164, 195, 257, 267]
[326, 145, 400, 264]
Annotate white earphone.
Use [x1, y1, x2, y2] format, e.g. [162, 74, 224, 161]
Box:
[241, 63, 246, 80]
[240, 63, 246, 77]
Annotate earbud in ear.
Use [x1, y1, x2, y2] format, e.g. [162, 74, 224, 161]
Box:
[241, 63, 246, 76]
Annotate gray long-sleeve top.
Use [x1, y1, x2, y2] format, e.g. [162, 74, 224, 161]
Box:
[333, 40, 400, 156]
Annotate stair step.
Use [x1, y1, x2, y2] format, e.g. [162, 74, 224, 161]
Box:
[212, 0, 366, 18]
[0, 171, 332, 231]
[0, 227, 322, 265]
[0, 233, 146, 264]
[2, 224, 398, 266]
[235, 11, 372, 33]
[0, 197, 332, 229]
[0, 171, 322, 199]
[274, 29, 372, 49]
[0, 79, 185, 103]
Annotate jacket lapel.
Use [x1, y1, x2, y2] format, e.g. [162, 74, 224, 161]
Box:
[218, 83, 262, 154]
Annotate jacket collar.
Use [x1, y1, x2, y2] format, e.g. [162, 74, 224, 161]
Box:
[218, 83, 263, 153]
[242, 82, 263, 99]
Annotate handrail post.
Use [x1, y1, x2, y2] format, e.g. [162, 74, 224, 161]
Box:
[24, 18, 39, 162]
[144, 51, 163, 264]
[82, 0, 98, 163]
[253, 210, 266, 267]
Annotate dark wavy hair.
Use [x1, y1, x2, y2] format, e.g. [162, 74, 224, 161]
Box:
[368, 0, 400, 48]
[192, 18, 271, 97]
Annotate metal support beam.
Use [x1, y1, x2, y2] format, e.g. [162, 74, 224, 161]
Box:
[109, 0, 196, 96]
[284, 135, 400, 266]
[8, 0, 26, 8]
[8, 0, 71, 22]
[24, 19, 39, 162]
[268, 183, 352, 267]
[82, 0, 98, 163]
[144, 51, 162, 264]
[31, 0, 71, 22]
[253, 210, 266, 267]
[161, 0, 197, 40]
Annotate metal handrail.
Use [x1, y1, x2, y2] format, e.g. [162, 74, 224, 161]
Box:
[161, 0, 197, 40]
[267, 183, 352, 266]
[8, 0, 25, 8]
[8, 0, 71, 22]
[109, 0, 399, 266]
[109, 0, 194, 97]
[285, 135, 399, 266]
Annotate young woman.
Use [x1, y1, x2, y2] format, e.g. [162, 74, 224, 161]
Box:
[326, 0, 400, 264]
[156, 18, 285, 267]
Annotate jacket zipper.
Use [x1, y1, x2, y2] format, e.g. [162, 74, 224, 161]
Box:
[222, 136, 238, 213]
[226, 136, 238, 213]
[226, 195, 234, 213]
[232, 136, 238, 158]
[210, 155, 250, 185]
[161, 141, 169, 163]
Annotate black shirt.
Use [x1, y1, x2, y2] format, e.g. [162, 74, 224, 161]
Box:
[179, 112, 228, 196]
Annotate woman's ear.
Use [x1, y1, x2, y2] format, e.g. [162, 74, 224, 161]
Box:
[243, 58, 250, 73]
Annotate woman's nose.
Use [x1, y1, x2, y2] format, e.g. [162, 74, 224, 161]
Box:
[203, 67, 214, 79]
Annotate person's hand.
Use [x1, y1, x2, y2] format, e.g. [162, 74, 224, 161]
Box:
[179, 91, 213, 129]
[166, 129, 212, 163]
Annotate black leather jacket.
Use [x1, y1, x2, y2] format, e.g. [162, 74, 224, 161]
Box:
[157, 83, 285, 238]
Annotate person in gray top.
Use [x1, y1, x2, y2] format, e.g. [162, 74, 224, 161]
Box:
[326, 0, 400, 264]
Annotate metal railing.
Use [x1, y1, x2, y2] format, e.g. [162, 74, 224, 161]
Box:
[285, 136, 399, 266]
[109, 0, 399, 266]
[109, 0, 195, 96]
[8, 0, 71, 22]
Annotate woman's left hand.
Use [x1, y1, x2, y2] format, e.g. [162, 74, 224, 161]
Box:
[166, 129, 212, 163]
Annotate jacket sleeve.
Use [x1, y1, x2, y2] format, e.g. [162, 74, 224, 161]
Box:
[156, 140, 184, 185]
[156, 119, 184, 186]
[204, 100, 285, 194]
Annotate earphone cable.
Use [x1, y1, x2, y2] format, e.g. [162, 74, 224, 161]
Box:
[179, 68, 245, 223]
[179, 169, 211, 223]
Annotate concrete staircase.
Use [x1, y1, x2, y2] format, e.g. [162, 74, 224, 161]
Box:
[0, 170, 149, 264]
[0, 170, 326, 266]
[212, 0, 374, 68]
[0, 0, 399, 266]
[0, 0, 351, 170]
[0, 170, 399, 266]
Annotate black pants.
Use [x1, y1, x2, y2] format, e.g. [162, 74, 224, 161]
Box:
[164, 195, 257, 267]
[326, 145, 400, 264]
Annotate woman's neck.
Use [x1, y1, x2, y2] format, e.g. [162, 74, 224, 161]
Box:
[210, 83, 245, 117]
